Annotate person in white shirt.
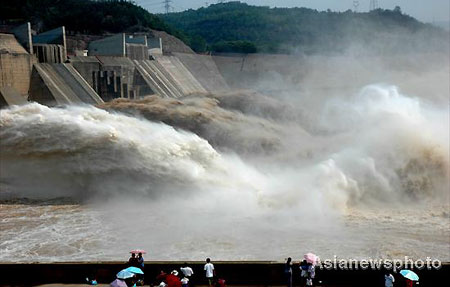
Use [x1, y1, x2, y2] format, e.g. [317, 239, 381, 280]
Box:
[204, 258, 215, 287]
[181, 277, 189, 287]
[181, 263, 195, 287]
[385, 272, 395, 287]
[181, 263, 194, 278]
[308, 263, 315, 279]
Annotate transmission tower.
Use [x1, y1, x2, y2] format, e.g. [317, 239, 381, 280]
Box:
[353, 1, 359, 12]
[164, 0, 173, 14]
[369, 0, 378, 11]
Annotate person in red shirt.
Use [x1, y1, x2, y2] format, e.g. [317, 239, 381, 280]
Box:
[215, 278, 226, 287]
[156, 270, 168, 285]
[405, 279, 414, 287]
[166, 270, 182, 287]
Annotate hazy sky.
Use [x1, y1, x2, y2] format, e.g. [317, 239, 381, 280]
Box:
[136, 0, 450, 22]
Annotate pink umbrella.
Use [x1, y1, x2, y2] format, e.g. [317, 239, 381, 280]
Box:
[304, 253, 319, 265]
[130, 249, 147, 254]
[110, 279, 127, 287]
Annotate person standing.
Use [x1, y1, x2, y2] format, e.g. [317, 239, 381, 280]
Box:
[180, 263, 195, 287]
[215, 277, 226, 287]
[204, 258, 215, 287]
[128, 253, 139, 267]
[385, 272, 395, 287]
[181, 263, 194, 278]
[166, 270, 182, 287]
[181, 276, 189, 287]
[307, 262, 316, 282]
[137, 252, 145, 271]
[285, 257, 293, 287]
[299, 260, 308, 286]
[156, 270, 168, 286]
[306, 274, 313, 287]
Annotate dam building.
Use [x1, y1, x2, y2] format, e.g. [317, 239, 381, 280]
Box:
[0, 22, 228, 108]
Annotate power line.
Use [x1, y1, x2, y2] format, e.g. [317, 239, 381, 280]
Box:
[137, 0, 164, 3]
[137, 0, 165, 5]
[369, 0, 378, 11]
[163, 0, 173, 14]
[135, 0, 176, 13]
[140, 1, 166, 7]
[352, 1, 359, 12]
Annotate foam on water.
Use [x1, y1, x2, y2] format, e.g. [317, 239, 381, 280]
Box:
[0, 83, 448, 261]
[0, 103, 259, 199]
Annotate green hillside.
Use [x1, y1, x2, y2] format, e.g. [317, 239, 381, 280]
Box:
[163, 1, 447, 54]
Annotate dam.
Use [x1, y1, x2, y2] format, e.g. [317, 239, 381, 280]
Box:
[0, 18, 449, 287]
[0, 23, 228, 107]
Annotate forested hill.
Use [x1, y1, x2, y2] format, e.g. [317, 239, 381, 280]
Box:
[162, 1, 448, 54]
[0, 0, 185, 41]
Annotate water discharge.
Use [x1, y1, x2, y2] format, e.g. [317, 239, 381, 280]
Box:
[0, 82, 448, 262]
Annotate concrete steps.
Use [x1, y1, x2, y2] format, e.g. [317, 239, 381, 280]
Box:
[173, 52, 229, 92]
[134, 60, 173, 98]
[32, 63, 83, 104]
[148, 59, 184, 98]
[155, 56, 207, 95]
[134, 55, 217, 98]
[134, 59, 184, 98]
[30, 63, 103, 105]
[53, 64, 103, 104]
[28, 53, 229, 105]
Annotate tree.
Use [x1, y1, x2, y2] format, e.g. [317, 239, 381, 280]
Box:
[189, 35, 207, 52]
[163, 2, 443, 54]
[210, 40, 257, 53]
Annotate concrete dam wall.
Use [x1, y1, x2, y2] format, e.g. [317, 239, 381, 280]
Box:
[174, 52, 229, 92]
[29, 53, 224, 105]
[212, 53, 303, 92]
[155, 55, 208, 95]
[67, 53, 225, 102]
[1, 32, 230, 108]
[134, 59, 185, 98]
[0, 34, 33, 106]
[29, 63, 103, 106]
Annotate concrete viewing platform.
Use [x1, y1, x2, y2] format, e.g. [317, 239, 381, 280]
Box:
[20, 285, 349, 287]
[0, 261, 448, 287]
